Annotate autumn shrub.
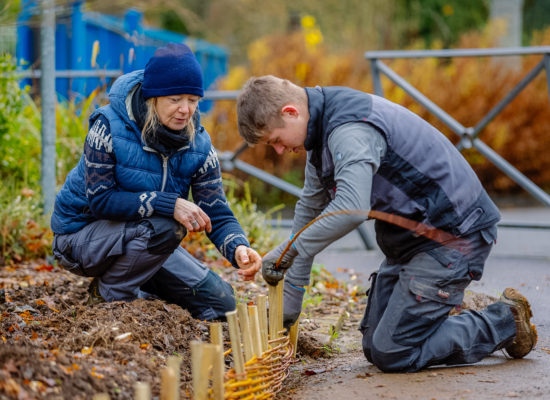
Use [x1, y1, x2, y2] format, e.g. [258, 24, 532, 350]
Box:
[0, 185, 52, 263]
[204, 20, 550, 201]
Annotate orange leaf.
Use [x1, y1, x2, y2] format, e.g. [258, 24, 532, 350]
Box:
[34, 264, 54, 272]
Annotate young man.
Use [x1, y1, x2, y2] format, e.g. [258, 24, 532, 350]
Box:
[236, 75, 537, 372]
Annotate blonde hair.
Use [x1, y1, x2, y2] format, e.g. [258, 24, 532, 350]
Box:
[237, 75, 306, 145]
[142, 98, 196, 144]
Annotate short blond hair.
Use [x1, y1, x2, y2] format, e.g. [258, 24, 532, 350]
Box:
[237, 75, 306, 145]
[142, 98, 196, 144]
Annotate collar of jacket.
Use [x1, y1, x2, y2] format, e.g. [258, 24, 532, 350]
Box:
[304, 86, 325, 152]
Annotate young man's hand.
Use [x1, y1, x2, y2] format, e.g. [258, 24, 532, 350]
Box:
[235, 245, 262, 281]
[261, 239, 298, 285]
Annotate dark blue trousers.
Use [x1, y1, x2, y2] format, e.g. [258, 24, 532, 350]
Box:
[53, 217, 235, 320]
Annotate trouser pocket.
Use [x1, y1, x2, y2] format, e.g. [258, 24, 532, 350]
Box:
[392, 278, 466, 347]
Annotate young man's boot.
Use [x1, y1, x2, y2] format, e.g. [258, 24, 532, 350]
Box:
[499, 287, 537, 358]
[87, 278, 105, 306]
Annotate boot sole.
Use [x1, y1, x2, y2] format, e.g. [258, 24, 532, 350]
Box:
[502, 288, 538, 357]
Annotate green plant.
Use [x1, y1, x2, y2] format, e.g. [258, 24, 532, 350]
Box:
[224, 178, 284, 255]
[328, 324, 340, 342]
[0, 54, 24, 140]
[181, 177, 284, 262]
[0, 86, 97, 187]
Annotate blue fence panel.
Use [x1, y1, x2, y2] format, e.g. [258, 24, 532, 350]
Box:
[16, 0, 228, 111]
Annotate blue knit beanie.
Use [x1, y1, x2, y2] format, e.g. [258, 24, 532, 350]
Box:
[142, 43, 204, 99]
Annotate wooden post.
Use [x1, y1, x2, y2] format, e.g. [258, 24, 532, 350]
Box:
[226, 310, 245, 375]
[269, 281, 284, 339]
[167, 355, 181, 400]
[256, 294, 269, 352]
[191, 340, 202, 397]
[289, 314, 301, 357]
[92, 395, 109, 400]
[195, 344, 217, 400]
[209, 322, 225, 400]
[237, 303, 254, 362]
[211, 344, 224, 400]
[160, 367, 177, 400]
[134, 382, 151, 400]
[277, 280, 284, 336]
[268, 285, 278, 340]
[210, 322, 223, 346]
[248, 305, 262, 357]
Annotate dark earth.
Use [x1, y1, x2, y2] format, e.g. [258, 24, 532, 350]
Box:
[2, 207, 549, 399]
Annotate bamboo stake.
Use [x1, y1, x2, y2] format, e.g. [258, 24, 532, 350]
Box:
[237, 303, 254, 362]
[226, 310, 245, 375]
[269, 281, 284, 339]
[268, 284, 278, 340]
[191, 340, 202, 397]
[134, 382, 151, 400]
[195, 343, 217, 400]
[209, 322, 225, 400]
[256, 294, 269, 352]
[211, 344, 224, 400]
[160, 367, 177, 400]
[166, 355, 182, 400]
[289, 314, 301, 357]
[248, 305, 262, 357]
[277, 279, 284, 336]
[210, 322, 223, 346]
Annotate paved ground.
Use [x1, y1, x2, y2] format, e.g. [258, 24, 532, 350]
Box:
[283, 207, 550, 399]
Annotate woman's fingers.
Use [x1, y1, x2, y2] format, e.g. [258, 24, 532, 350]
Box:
[174, 198, 211, 233]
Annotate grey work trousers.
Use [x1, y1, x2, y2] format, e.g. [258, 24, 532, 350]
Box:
[52, 217, 236, 320]
[360, 226, 517, 372]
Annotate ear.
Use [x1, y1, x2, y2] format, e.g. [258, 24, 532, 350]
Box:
[281, 104, 299, 118]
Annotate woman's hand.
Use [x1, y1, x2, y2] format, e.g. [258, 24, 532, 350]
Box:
[173, 198, 212, 233]
[235, 245, 262, 281]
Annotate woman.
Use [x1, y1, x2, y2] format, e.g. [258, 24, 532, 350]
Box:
[51, 43, 261, 321]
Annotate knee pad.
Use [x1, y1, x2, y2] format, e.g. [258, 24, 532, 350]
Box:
[131, 217, 187, 255]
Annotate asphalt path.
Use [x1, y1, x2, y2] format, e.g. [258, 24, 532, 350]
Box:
[281, 207, 550, 399]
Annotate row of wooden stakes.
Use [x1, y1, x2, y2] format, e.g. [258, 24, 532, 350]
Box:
[91, 280, 298, 399]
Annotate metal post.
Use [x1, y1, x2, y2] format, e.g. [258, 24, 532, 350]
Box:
[370, 59, 384, 97]
[41, 0, 56, 214]
[544, 53, 550, 102]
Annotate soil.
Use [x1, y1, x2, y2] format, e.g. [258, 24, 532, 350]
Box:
[1, 258, 546, 400]
[0, 255, 344, 399]
[0, 260, 214, 399]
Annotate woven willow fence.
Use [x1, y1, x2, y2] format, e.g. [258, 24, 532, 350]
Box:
[91, 280, 298, 400]
[192, 280, 299, 399]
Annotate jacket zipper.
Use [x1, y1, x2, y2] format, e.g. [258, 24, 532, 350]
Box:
[143, 145, 190, 192]
[143, 146, 169, 192]
[160, 154, 169, 192]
